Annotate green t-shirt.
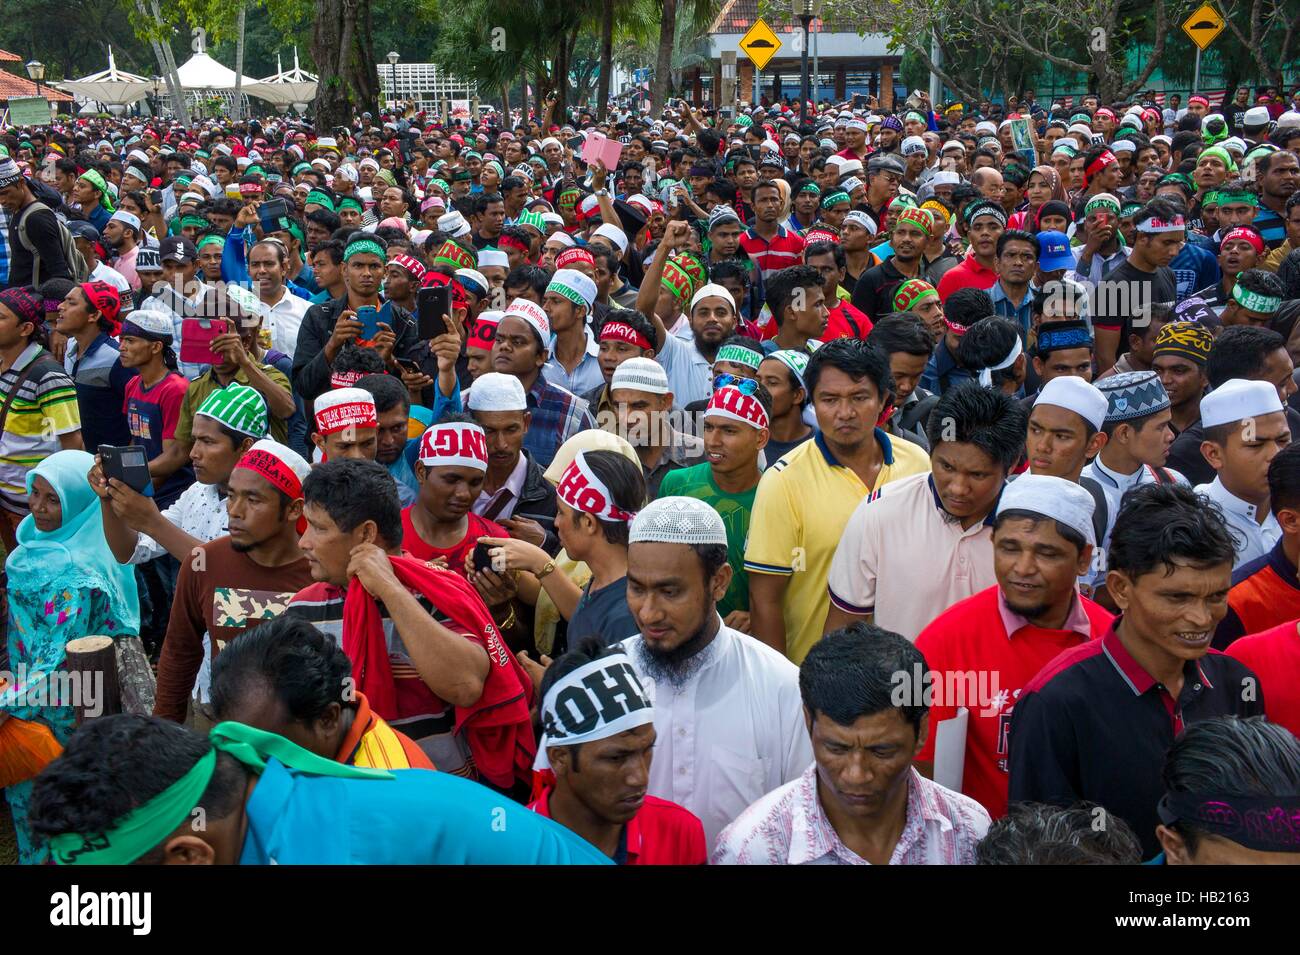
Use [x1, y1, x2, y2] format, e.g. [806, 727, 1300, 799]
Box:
[657, 462, 756, 617]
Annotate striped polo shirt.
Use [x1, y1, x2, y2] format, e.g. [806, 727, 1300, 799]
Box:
[739, 224, 807, 282]
[0, 343, 81, 513]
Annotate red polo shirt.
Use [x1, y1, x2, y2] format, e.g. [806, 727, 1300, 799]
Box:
[915, 586, 1112, 818]
[528, 789, 707, 865]
[936, 253, 998, 302]
[1227, 620, 1300, 738]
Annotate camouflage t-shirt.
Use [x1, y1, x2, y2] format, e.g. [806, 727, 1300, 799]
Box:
[153, 535, 315, 722]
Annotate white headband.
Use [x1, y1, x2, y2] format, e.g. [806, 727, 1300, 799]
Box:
[556, 451, 638, 522]
[978, 337, 1024, 388]
[417, 422, 489, 472]
[535, 650, 655, 771]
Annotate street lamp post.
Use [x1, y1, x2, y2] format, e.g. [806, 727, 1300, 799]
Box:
[386, 51, 400, 114]
[791, 0, 823, 133]
[26, 59, 45, 100]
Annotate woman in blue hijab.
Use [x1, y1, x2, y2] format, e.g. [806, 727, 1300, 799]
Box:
[2, 449, 139, 863]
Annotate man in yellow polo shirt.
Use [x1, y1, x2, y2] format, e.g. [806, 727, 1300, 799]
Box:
[746, 338, 930, 663]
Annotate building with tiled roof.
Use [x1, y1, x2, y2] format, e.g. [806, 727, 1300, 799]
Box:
[698, 0, 900, 109]
[0, 51, 74, 109]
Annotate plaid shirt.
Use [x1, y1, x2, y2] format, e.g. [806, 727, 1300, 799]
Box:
[523, 374, 594, 470]
[713, 764, 989, 865]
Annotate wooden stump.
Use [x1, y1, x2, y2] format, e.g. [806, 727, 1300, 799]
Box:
[64, 636, 122, 725]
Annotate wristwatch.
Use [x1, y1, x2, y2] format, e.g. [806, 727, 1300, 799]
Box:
[536, 559, 557, 580]
[594, 188, 610, 198]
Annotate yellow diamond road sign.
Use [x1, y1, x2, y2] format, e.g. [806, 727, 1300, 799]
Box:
[740, 18, 782, 71]
[1182, 3, 1225, 50]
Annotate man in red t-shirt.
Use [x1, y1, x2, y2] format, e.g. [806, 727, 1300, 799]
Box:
[915, 475, 1112, 818]
[529, 637, 707, 864]
[403, 415, 509, 573]
[936, 200, 1004, 302]
[1227, 619, 1300, 738]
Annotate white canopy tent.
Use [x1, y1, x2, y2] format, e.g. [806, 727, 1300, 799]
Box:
[54, 47, 151, 106]
[255, 50, 318, 108]
[174, 49, 278, 99]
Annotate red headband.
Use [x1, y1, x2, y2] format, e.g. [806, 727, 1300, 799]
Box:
[80, 280, 122, 331]
[235, 448, 304, 499]
[598, 321, 652, 350]
[467, 316, 499, 350]
[1222, 226, 1265, 255]
[1084, 150, 1117, 183]
[705, 385, 770, 430]
[420, 269, 468, 310]
[498, 234, 530, 254]
[556, 247, 595, 269]
[390, 253, 427, 281]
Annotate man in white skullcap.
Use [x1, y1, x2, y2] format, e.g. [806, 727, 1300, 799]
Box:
[465, 371, 559, 551]
[312, 386, 378, 462]
[154, 439, 315, 727]
[542, 268, 604, 395]
[914, 474, 1114, 818]
[1024, 374, 1112, 549]
[619, 496, 812, 848]
[1194, 378, 1290, 568]
[608, 357, 704, 499]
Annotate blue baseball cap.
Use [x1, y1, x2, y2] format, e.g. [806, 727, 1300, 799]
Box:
[1038, 230, 1075, 271]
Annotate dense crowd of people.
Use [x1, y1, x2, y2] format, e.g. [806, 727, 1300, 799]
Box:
[0, 82, 1298, 866]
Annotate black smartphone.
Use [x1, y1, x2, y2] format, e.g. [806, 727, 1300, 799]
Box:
[150, 189, 163, 207]
[417, 285, 451, 340]
[99, 444, 153, 496]
[396, 357, 423, 374]
[852, 94, 868, 109]
[258, 197, 291, 233]
[472, 540, 496, 574]
[567, 135, 585, 150]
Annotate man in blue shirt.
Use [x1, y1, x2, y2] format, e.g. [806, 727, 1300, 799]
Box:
[32, 714, 611, 866]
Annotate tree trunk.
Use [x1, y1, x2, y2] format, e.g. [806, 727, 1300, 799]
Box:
[312, 0, 377, 130]
[651, 0, 677, 111]
[597, 0, 614, 121]
[138, 0, 187, 123]
[232, 2, 246, 122]
[519, 64, 530, 123]
[63, 637, 121, 726]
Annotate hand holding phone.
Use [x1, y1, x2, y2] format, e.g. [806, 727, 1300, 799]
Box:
[99, 445, 154, 496]
[355, 305, 381, 341]
[417, 286, 451, 340]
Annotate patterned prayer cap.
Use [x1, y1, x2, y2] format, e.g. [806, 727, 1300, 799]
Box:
[195, 382, 269, 438]
[1152, 321, 1213, 367]
[629, 496, 727, 546]
[1096, 370, 1170, 423]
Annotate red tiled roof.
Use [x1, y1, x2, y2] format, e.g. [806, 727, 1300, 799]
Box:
[0, 71, 74, 102]
[710, 0, 861, 34]
[0, 49, 23, 63]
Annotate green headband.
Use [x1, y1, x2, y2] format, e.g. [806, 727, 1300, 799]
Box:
[292, 162, 313, 175]
[79, 170, 116, 213]
[1198, 146, 1238, 179]
[196, 234, 225, 251]
[1119, 201, 1144, 218]
[344, 237, 386, 261]
[338, 196, 363, 212]
[1084, 195, 1121, 216]
[1216, 190, 1259, 208]
[799, 181, 821, 195]
[1200, 190, 1222, 208]
[1232, 282, 1282, 315]
[305, 190, 336, 211]
[715, 343, 762, 370]
[49, 722, 391, 865]
[246, 165, 265, 177]
[179, 214, 209, 230]
[430, 178, 451, 194]
[821, 191, 850, 209]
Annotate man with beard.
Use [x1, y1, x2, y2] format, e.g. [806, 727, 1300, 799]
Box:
[528, 637, 707, 864]
[609, 357, 704, 499]
[153, 439, 315, 725]
[714, 624, 990, 864]
[619, 496, 812, 848]
[914, 475, 1113, 818]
